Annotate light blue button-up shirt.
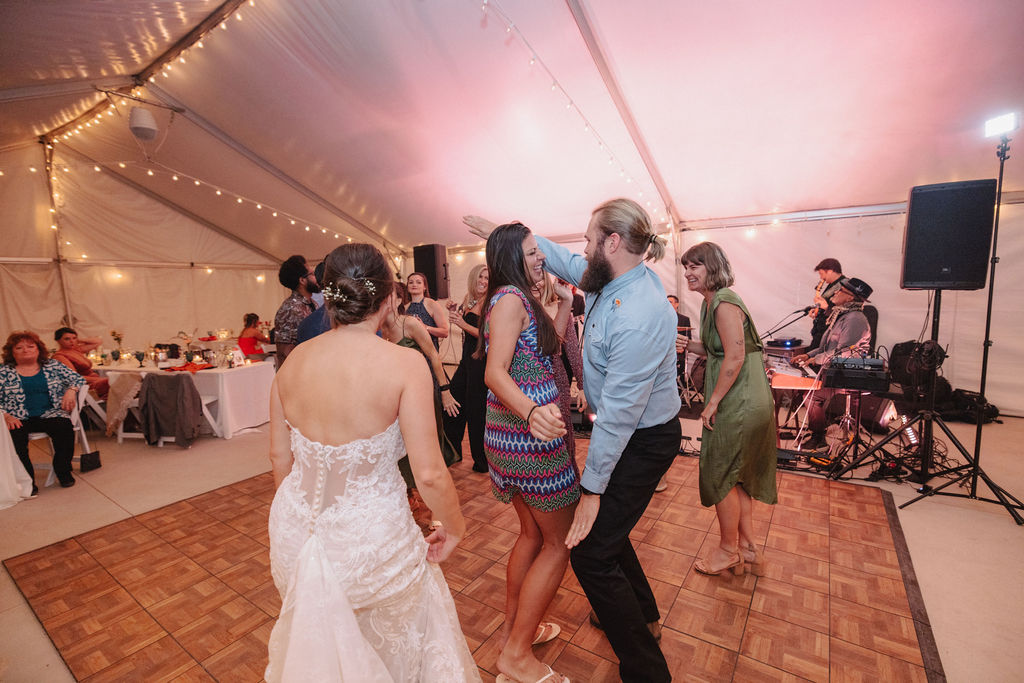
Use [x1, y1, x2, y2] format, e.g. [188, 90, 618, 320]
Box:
[536, 236, 681, 493]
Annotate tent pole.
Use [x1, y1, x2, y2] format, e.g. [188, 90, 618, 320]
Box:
[41, 140, 75, 327]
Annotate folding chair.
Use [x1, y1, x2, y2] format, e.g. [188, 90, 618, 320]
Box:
[29, 384, 91, 487]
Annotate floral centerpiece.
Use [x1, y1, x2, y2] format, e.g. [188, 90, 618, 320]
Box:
[109, 329, 124, 352]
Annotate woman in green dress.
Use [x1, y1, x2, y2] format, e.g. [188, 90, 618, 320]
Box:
[677, 242, 776, 576]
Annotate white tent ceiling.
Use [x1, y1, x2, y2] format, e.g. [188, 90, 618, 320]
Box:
[2, 0, 1023, 413]
[3, 0, 1022, 255]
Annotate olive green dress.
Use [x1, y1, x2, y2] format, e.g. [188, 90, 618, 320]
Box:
[698, 288, 777, 507]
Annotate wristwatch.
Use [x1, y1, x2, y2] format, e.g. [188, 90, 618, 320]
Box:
[580, 485, 600, 496]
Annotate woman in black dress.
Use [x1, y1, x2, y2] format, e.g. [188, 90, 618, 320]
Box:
[443, 264, 489, 472]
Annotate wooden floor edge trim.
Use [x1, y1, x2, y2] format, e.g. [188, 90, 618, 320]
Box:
[881, 489, 946, 681]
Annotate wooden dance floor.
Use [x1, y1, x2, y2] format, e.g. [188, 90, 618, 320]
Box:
[4, 438, 943, 682]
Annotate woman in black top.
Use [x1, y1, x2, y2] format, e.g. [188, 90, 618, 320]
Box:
[443, 264, 489, 472]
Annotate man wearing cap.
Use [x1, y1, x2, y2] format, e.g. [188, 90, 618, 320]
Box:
[791, 277, 873, 449]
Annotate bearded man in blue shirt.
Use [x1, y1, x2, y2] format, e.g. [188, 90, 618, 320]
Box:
[467, 198, 681, 683]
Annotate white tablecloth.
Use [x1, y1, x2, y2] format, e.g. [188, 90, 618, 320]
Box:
[0, 427, 33, 509]
[100, 361, 276, 439]
[190, 362, 276, 438]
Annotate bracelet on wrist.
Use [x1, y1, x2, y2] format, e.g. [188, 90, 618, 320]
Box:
[526, 404, 539, 422]
[438, 384, 450, 392]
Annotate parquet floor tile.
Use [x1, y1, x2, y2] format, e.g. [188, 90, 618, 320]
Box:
[665, 588, 749, 651]
[776, 486, 830, 512]
[26, 564, 122, 621]
[829, 636, 929, 682]
[829, 564, 912, 617]
[770, 504, 831, 534]
[200, 619, 273, 683]
[5, 443, 943, 682]
[551, 641, 619, 682]
[81, 635, 195, 682]
[750, 576, 829, 634]
[136, 501, 220, 543]
[170, 595, 267, 661]
[452, 592, 504, 651]
[170, 522, 265, 574]
[829, 597, 923, 666]
[830, 537, 902, 580]
[732, 654, 810, 682]
[660, 627, 739, 681]
[740, 610, 830, 682]
[765, 523, 830, 562]
[643, 518, 708, 556]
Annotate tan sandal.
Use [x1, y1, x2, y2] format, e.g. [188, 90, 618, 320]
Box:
[496, 664, 570, 683]
[693, 551, 744, 576]
[532, 621, 560, 645]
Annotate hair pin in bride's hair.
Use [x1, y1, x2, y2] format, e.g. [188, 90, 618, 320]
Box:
[322, 284, 347, 303]
[362, 278, 377, 295]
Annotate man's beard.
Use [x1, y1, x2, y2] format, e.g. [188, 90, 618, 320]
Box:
[305, 280, 321, 294]
[579, 247, 614, 293]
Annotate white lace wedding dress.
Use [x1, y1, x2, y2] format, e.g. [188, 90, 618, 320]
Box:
[266, 419, 480, 682]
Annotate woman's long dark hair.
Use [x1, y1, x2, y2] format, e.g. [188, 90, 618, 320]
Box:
[474, 222, 559, 359]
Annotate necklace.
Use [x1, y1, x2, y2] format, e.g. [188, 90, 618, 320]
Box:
[467, 298, 478, 309]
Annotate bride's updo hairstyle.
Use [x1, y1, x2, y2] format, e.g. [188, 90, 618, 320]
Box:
[321, 243, 394, 326]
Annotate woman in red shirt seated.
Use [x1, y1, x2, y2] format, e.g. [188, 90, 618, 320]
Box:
[238, 313, 271, 357]
[53, 327, 109, 399]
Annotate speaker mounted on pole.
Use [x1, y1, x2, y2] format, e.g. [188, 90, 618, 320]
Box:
[412, 243, 449, 299]
[900, 179, 997, 290]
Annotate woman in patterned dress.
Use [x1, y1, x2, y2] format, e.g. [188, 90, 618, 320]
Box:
[479, 222, 578, 683]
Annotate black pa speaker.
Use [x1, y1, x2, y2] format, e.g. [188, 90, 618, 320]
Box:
[900, 179, 997, 290]
[413, 243, 449, 299]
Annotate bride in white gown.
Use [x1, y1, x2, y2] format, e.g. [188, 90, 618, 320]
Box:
[266, 243, 481, 682]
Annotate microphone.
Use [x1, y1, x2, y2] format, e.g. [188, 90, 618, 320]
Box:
[792, 306, 815, 315]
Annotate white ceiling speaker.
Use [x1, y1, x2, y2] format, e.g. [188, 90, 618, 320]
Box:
[129, 106, 159, 141]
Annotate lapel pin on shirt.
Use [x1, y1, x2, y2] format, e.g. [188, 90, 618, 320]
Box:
[614, 299, 621, 306]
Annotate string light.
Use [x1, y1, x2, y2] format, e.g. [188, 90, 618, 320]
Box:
[474, 0, 652, 201]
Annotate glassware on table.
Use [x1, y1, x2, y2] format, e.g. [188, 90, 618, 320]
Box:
[134, 351, 145, 367]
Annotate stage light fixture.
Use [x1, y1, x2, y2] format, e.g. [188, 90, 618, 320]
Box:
[984, 113, 1018, 138]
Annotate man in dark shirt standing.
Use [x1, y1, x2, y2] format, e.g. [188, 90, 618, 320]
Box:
[272, 255, 318, 366]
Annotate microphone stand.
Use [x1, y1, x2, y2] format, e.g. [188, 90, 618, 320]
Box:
[761, 308, 811, 341]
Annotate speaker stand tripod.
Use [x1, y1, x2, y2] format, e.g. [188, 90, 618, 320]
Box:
[900, 132, 1023, 525]
[832, 290, 956, 482]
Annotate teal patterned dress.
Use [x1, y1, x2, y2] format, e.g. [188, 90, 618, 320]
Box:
[483, 286, 580, 511]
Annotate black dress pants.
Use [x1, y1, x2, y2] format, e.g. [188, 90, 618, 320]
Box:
[570, 418, 681, 683]
[442, 357, 487, 470]
[9, 416, 76, 484]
